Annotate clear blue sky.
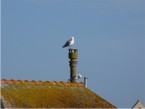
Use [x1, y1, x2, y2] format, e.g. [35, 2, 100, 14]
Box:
[1, 0, 145, 108]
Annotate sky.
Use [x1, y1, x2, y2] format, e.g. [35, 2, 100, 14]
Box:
[1, 0, 145, 108]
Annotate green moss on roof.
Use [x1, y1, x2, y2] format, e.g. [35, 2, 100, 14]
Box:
[1, 80, 116, 108]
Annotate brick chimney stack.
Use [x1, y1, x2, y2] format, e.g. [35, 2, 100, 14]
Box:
[68, 49, 78, 82]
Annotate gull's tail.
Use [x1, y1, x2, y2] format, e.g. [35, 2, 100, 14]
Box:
[62, 45, 65, 48]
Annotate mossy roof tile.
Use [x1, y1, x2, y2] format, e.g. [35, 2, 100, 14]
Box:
[1, 79, 116, 108]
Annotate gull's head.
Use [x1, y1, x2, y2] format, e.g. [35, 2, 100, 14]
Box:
[71, 36, 74, 40]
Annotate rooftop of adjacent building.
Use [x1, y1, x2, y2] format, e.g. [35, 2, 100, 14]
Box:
[0, 79, 116, 108]
[132, 99, 145, 109]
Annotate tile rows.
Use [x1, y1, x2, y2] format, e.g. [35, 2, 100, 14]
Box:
[0, 79, 85, 87]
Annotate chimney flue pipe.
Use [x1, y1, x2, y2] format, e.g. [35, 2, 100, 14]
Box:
[84, 77, 88, 87]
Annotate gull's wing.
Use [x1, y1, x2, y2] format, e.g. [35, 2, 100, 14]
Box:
[62, 39, 71, 48]
[62, 40, 71, 48]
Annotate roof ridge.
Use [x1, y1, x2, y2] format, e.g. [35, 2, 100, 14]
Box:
[0, 79, 85, 87]
[132, 99, 145, 108]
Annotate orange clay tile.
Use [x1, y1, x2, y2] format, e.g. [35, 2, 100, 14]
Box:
[49, 81, 57, 86]
[77, 82, 85, 87]
[6, 79, 15, 84]
[1, 79, 85, 87]
[23, 80, 29, 85]
[29, 80, 36, 85]
[56, 81, 64, 86]
[14, 80, 22, 85]
[36, 80, 42, 85]
[1, 79, 7, 84]
[70, 82, 78, 87]
[63, 82, 71, 86]
[43, 81, 50, 85]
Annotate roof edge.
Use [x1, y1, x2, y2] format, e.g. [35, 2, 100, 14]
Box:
[0, 79, 85, 87]
[132, 99, 145, 108]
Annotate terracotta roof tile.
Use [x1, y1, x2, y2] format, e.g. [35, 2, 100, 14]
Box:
[14, 80, 22, 85]
[36, 80, 42, 85]
[70, 82, 78, 87]
[6, 79, 15, 84]
[50, 81, 57, 86]
[23, 80, 29, 85]
[77, 82, 84, 87]
[1, 79, 7, 84]
[63, 82, 71, 86]
[0, 79, 85, 87]
[43, 81, 50, 85]
[56, 81, 64, 86]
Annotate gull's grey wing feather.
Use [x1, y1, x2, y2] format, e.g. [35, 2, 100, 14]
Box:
[62, 40, 71, 48]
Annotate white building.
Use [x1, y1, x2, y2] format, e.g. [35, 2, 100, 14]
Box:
[132, 99, 145, 109]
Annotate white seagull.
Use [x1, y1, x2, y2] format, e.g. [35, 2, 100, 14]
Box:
[62, 37, 74, 48]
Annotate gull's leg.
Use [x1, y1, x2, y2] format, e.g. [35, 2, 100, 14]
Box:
[69, 46, 72, 49]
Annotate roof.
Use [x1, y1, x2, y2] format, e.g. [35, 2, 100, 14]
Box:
[132, 99, 145, 108]
[1, 79, 116, 108]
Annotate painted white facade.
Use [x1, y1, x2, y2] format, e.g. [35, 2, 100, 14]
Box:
[132, 100, 145, 109]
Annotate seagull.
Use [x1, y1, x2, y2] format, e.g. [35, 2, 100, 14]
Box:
[74, 74, 83, 80]
[62, 36, 74, 48]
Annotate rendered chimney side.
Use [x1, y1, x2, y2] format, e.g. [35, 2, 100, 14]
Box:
[69, 49, 78, 82]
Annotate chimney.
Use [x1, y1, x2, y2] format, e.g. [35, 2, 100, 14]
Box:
[68, 49, 78, 82]
[84, 77, 88, 87]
